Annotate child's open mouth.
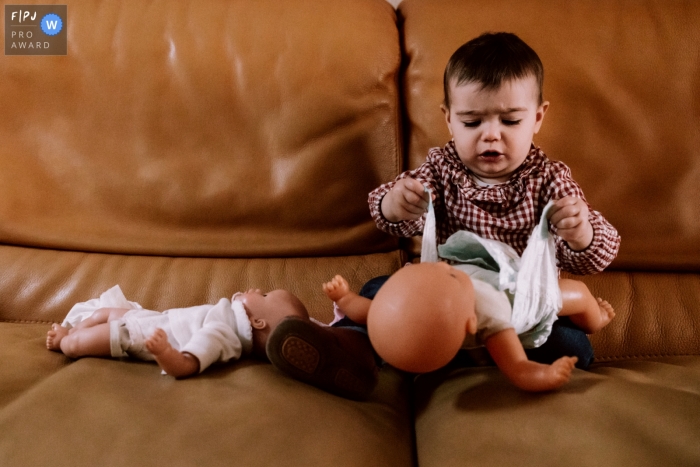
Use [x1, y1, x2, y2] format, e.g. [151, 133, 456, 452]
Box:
[479, 150, 502, 159]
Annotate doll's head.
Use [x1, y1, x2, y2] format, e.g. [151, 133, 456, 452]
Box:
[235, 289, 309, 360]
[368, 262, 477, 373]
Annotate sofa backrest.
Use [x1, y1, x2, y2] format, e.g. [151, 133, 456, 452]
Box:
[0, 0, 400, 259]
[398, 0, 700, 272]
[0, 0, 403, 323]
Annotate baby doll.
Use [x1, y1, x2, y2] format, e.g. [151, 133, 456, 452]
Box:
[46, 285, 309, 378]
[323, 262, 614, 392]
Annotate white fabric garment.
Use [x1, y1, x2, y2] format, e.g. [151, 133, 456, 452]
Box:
[510, 201, 562, 347]
[63, 285, 254, 373]
[420, 185, 439, 263]
[423, 195, 562, 348]
[62, 285, 143, 328]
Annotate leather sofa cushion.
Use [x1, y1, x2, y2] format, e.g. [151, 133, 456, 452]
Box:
[0, 322, 414, 467]
[413, 357, 700, 467]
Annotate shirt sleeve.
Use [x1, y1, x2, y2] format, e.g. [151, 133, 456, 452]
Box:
[544, 162, 621, 275]
[180, 302, 244, 373]
[368, 157, 441, 238]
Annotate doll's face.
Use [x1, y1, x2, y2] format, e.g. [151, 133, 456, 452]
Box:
[367, 262, 476, 373]
[235, 289, 308, 359]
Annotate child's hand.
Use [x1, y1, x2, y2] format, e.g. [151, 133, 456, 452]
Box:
[145, 328, 171, 356]
[548, 196, 594, 251]
[323, 275, 351, 302]
[381, 178, 430, 223]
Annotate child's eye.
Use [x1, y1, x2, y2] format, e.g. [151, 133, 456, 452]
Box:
[502, 119, 521, 126]
[462, 121, 480, 128]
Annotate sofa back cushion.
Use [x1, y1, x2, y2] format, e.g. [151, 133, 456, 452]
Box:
[0, 0, 400, 258]
[398, 0, 700, 272]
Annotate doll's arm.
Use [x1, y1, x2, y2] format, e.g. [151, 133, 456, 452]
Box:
[323, 275, 371, 324]
[145, 328, 200, 378]
[485, 329, 577, 392]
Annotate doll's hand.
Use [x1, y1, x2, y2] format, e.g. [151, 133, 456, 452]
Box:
[381, 178, 429, 223]
[145, 328, 172, 356]
[548, 196, 594, 251]
[323, 275, 351, 302]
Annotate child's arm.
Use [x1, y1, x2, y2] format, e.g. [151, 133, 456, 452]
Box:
[380, 178, 430, 223]
[323, 275, 371, 324]
[548, 196, 594, 251]
[485, 328, 577, 392]
[368, 156, 442, 238]
[545, 168, 620, 274]
[145, 328, 200, 378]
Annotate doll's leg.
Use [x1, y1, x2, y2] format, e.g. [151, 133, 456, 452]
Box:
[47, 307, 130, 351]
[558, 279, 615, 334]
[49, 322, 113, 358]
[69, 307, 130, 331]
[485, 328, 577, 392]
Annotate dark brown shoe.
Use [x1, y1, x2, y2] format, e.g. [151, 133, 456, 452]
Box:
[266, 317, 378, 400]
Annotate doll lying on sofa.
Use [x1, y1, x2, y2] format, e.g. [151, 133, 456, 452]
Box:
[46, 285, 310, 378]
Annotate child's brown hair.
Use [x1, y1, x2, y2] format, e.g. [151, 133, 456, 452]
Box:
[443, 32, 544, 108]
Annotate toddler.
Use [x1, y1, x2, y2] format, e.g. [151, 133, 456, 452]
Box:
[267, 32, 620, 399]
[369, 32, 620, 273]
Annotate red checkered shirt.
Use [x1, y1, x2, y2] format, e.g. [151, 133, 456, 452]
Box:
[368, 141, 620, 275]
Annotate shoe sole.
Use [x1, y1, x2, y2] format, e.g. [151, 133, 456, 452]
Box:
[266, 317, 376, 401]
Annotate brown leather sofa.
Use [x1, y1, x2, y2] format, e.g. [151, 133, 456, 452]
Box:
[1, 0, 698, 466]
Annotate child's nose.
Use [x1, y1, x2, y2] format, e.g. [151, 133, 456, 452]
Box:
[482, 122, 501, 141]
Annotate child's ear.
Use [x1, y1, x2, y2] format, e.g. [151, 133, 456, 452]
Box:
[251, 318, 267, 330]
[466, 315, 477, 335]
[441, 104, 454, 136]
[533, 101, 549, 134]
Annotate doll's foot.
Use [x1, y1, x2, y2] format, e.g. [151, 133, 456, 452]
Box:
[514, 356, 578, 392]
[596, 298, 615, 330]
[543, 356, 577, 391]
[266, 317, 378, 401]
[46, 323, 69, 351]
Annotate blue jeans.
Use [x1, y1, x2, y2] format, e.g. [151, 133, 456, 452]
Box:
[332, 275, 594, 370]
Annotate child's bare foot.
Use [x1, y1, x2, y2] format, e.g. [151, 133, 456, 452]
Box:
[596, 298, 615, 330]
[46, 323, 69, 351]
[322, 275, 351, 302]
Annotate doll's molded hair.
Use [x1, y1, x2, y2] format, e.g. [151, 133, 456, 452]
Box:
[443, 32, 544, 107]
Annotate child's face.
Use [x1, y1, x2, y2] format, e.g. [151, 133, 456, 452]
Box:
[442, 76, 548, 184]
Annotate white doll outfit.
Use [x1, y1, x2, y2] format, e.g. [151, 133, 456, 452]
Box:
[422, 196, 562, 349]
[62, 285, 254, 373]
